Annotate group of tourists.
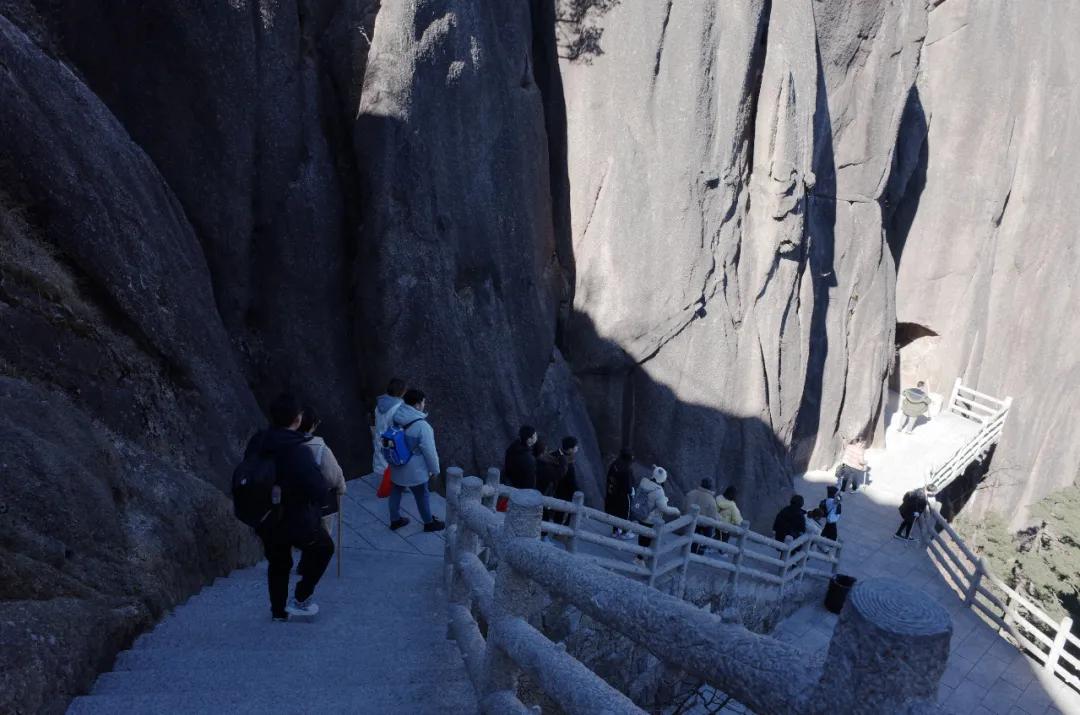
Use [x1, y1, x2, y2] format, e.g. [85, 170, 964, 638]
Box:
[501, 425, 581, 516]
[236, 377, 939, 621]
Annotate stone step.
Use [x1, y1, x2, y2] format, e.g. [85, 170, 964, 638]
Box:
[110, 645, 460, 673]
[68, 683, 475, 714]
[92, 660, 468, 695]
[132, 617, 454, 651]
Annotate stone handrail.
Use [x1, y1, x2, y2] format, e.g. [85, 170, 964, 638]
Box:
[446, 470, 951, 714]
[926, 379, 1013, 493]
[919, 506, 1080, 692]
[473, 467, 841, 600]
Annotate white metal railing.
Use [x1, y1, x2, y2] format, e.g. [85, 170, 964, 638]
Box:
[444, 471, 946, 714]
[926, 378, 1013, 493]
[468, 467, 841, 601]
[919, 506, 1079, 693]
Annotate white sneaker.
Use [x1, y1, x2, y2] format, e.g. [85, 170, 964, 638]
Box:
[286, 596, 320, 617]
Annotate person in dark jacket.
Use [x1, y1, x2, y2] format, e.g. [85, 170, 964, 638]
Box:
[535, 436, 579, 527]
[895, 488, 928, 541]
[772, 494, 808, 543]
[604, 449, 635, 539]
[245, 393, 334, 621]
[504, 426, 538, 490]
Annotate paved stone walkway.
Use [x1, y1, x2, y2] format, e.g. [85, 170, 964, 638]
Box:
[67, 478, 474, 714]
[769, 409, 1080, 715]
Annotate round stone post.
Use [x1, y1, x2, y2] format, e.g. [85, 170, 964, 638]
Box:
[444, 467, 464, 570]
[482, 490, 543, 700]
[816, 577, 951, 713]
[482, 467, 501, 511]
[457, 476, 484, 556]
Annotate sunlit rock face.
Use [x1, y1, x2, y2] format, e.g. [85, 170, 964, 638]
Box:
[893, 0, 1080, 523]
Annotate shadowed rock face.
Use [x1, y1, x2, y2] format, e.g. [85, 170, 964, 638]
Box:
[0, 0, 1075, 709]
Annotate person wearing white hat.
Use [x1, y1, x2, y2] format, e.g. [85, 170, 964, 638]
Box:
[629, 466, 681, 564]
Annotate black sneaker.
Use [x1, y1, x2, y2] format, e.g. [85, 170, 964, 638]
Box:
[272, 614, 289, 623]
[423, 518, 446, 533]
[389, 517, 410, 531]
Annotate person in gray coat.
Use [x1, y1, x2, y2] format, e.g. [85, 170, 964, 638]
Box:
[388, 389, 445, 533]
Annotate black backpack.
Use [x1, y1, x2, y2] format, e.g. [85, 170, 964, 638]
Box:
[232, 434, 279, 530]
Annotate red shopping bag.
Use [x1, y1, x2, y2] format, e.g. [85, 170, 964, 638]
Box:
[496, 496, 509, 512]
[376, 466, 393, 498]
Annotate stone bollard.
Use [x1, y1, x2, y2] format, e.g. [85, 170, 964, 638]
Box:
[482, 489, 544, 701]
[815, 577, 951, 713]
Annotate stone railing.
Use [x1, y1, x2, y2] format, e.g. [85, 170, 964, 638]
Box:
[927, 380, 1013, 493]
[920, 506, 1080, 692]
[468, 467, 841, 602]
[445, 469, 952, 714]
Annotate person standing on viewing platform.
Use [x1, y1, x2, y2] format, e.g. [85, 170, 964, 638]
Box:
[499, 425, 538, 511]
[684, 477, 719, 554]
[899, 381, 931, 433]
[895, 488, 928, 541]
[372, 377, 406, 476]
[604, 448, 635, 539]
[387, 389, 444, 533]
[552, 436, 581, 525]
[837, 437, 868, 492]
[715, 485, 743, 542]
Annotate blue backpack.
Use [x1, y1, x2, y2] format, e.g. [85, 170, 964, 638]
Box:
[380, 419, 424, 467]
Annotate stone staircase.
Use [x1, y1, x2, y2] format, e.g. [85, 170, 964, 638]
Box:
[67, 479, 476, 714]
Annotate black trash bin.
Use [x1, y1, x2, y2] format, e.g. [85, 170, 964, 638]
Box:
[824, 574, 857, 614]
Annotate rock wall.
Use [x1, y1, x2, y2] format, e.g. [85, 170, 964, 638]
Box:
[893, 0, 1080, 523]
[2, 0, 1077, 709]
[557, 0, 925, 523]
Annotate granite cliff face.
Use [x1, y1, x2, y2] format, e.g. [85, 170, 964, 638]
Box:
[893, 0, 1080, 523]
[558, 0, 924, 520]
[0, 0, 1075, 709]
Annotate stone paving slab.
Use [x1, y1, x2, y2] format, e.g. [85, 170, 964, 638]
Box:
[70, 483, 474, 715]
[771, 451, 1080, 715]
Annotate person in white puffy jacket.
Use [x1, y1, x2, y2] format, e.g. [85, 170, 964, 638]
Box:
[633, 466, 681, 562]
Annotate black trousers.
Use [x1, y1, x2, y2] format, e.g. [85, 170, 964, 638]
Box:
[260, 527, 334, 617]
[692, 525, 714, 554]
[638, 521, 654, 550]
[822, 522, 838, 542]
[896, 516, 916, 538]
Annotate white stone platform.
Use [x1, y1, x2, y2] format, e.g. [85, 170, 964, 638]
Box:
[770, 457, 1080, 714]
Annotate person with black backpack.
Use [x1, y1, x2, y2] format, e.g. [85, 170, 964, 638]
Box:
[234, 393, 334, 621]
[385, 389, 445, 533]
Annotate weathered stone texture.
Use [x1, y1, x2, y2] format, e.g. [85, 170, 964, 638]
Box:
[894, 0, 1080, 521]
[354, 0, 583, 478]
